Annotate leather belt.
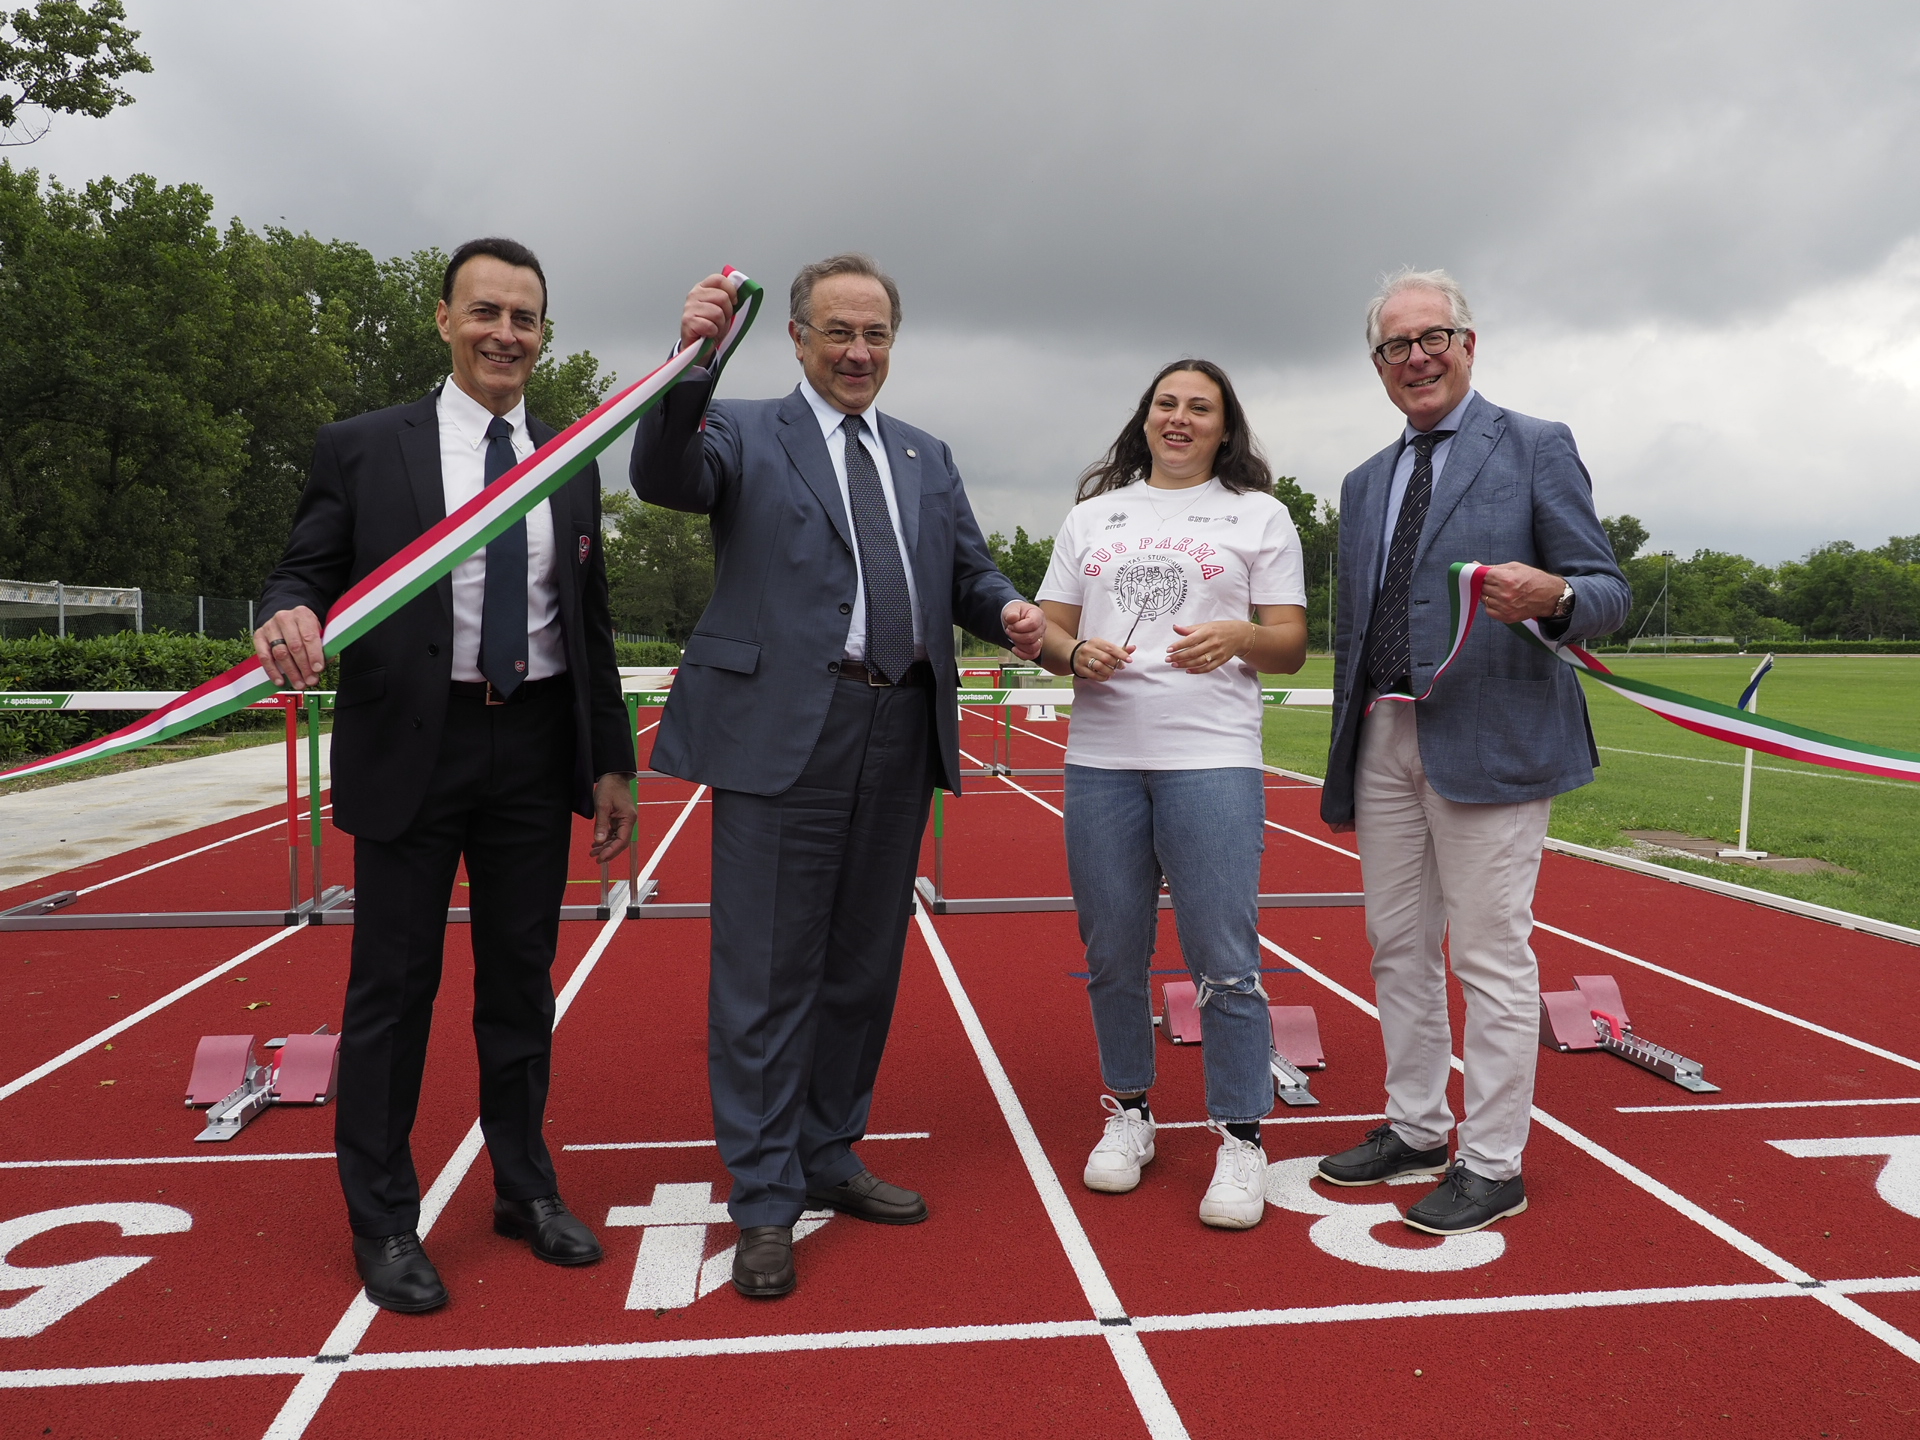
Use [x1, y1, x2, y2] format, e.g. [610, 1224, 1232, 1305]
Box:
[449, 675, 568, 706]
[837, 658, 933, 688]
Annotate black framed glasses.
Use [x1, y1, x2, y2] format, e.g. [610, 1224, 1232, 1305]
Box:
[1372, 327, 1467, 365]
[798, 320, 894, 350]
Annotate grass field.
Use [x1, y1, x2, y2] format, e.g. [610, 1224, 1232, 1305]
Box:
[1260, 655, 1920, 931]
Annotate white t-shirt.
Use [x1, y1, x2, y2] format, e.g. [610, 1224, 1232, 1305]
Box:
[1036, 478, 1307, 770]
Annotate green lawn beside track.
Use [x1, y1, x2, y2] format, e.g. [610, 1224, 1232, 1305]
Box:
[1260, 655, 1920, 931]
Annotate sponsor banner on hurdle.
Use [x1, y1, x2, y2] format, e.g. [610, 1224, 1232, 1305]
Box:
[0, 270, 766, 784]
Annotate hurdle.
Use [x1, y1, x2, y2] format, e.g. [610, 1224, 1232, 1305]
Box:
[918, 684, 1366, 914]
[0, 682, 668, 930]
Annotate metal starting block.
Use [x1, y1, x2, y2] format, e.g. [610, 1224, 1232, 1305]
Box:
[1158, 982, 1325, 1106]
[1539, 974, 1719, 1093]
[187, 1027, 342, 1141]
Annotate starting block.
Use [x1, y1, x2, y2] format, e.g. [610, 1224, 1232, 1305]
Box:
[187, 1027, 342, 1141]
[1158, 982, 1325, 1107]
[1539, 974, 1719, 1093]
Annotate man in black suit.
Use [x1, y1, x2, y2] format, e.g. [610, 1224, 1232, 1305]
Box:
[254, 237, 637, 1313]
[632, 257, 1044, 1298]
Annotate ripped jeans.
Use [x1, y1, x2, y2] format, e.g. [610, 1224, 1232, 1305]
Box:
[1064, 764, 1273, 1124]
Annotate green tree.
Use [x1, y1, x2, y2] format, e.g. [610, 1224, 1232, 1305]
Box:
[602, 491, 712, 641]
[1601, 513, 1648, 566]
[0, 0, 148, 143]
[984, 525, 1053, 600]
[1272, 476, 1338, 652]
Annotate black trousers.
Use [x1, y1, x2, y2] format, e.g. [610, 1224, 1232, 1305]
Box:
[708, 671, 937, 1228]
[335, 683, 575, 1238]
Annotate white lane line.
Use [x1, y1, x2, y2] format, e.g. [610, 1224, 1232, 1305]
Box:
[956, 747, 1065, 818]
[564, 1131, 929, 1152]
[1619, 1097, 1920, 1115]
[1255, 932, 1920, 1364]
[20, 1275, 1920, 1391]
[264, 785, 706, 1440]
[1597, 745, 1912, 789]
[0, 1152, 334, 1170]
[962, 706, 1068, 755]
[1264, 820, 1359, 857]
[914, 910, 1188, 1440]
[75, 812, 317, 896]
[0, 925, 306, 1104]
[1531, 921, 1920, 1076]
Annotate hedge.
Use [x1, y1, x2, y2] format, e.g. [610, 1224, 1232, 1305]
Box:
[1589, 640, 1920, 656]
[615, 640, 681, 666]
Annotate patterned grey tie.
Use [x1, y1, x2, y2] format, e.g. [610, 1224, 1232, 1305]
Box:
[1364, 428, 1453, 694]
[842, 414, 914, 683]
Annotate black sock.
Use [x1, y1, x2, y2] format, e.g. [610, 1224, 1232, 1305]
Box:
[1118, 1094, 1150, 1119]
[1225, 1121, 1262, 1146]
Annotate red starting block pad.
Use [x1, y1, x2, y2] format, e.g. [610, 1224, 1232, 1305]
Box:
[186, 1026, 341, 1141]
[1160, 981, 1203, 1044]
[1539, 973, 1718, 1093]
[1159, 985, 1326, 1065]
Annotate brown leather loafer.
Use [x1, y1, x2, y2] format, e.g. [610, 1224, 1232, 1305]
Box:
[733, 1225, 795, 1298]
[804, 1169, 928, 1225]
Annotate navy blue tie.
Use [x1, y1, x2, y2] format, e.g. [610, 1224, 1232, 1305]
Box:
[843, 415, 914, 683]
[1364, 429, 1453, 694]
[479, 416, 528, 699]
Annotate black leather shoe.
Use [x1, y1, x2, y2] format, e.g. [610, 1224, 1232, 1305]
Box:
[1317, 1123, 1450, 1186]
[733, 1225, 796, 1298]
[1404, 1161, 1528, 1235]
[493, 1194, 604, 1266]
[804, 1169, 928, 1225]
[352, 1231, 448, 1313]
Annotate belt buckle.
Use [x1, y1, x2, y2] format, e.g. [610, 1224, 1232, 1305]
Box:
[485, 681, 507, 706]
[866, 665, 892, 688]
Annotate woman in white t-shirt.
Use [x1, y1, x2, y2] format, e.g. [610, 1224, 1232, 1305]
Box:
[1033, 359, 1308, 1230]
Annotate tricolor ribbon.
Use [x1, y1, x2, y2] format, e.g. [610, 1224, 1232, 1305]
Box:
[0, 269, 765, 783]
[1418, 561, 1920, 785]
[1362, 561, 1487, 711]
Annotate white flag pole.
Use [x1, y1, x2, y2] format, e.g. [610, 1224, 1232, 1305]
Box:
[1719, 653, 1774, 860]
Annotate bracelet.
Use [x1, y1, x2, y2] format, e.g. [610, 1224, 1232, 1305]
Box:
[1068, 640, 1090, 677]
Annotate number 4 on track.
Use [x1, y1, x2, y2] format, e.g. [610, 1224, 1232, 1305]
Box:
[1769, 1136, 1920, 1220]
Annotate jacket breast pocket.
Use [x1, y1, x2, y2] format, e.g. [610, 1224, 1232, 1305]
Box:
[1460, 480, 1520, 508]
[682, 632, 760, 674]
[335, 667, 387, 710]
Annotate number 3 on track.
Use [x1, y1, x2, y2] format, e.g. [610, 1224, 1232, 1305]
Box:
[1266, 1158, 1504, 1272]
[0, 1203, 193, 1338]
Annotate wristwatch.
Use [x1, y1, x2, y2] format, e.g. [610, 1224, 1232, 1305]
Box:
[1551, 580, 1576, 619]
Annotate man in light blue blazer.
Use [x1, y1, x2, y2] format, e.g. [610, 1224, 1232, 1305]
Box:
[631, 255, 1044, 1298]
[1316, 268, 1629, 1235]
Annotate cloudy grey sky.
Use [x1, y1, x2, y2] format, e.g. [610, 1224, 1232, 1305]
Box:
[20, 1, 1920, 562]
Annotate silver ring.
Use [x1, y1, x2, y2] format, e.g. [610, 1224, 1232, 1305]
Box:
[268, 638, 287, 650]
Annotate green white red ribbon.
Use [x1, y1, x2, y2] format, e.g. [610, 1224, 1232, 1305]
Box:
[1363, 561, 1486, 712]
[1447, 561, 1920, 784]
[0, 269, 765, 783]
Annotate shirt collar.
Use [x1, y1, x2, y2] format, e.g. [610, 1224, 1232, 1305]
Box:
[1403, 388, 1477, 444]
[440, 375, 528, 450]
[800, 379, 877, 442]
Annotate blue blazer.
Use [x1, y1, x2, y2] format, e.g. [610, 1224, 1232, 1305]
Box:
[1322, 394, 1631, 824]
[630, 378, 1020, 796]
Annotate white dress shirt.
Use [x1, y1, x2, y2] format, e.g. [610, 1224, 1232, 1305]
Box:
[437, 378, 566, 682]
[799, 381, 926, 661]
[1378, 388, 1478, 592]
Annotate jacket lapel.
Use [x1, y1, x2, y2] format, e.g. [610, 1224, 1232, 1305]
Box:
[398, 392, 451, 622]
[1413, 394, 1504, 573]
[1348, 441, 1400, 641]
[879, 413, 921, 557]
[776, 388, 853, 552]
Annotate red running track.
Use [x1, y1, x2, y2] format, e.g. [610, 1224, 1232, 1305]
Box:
[1, 704, 1918, 1436]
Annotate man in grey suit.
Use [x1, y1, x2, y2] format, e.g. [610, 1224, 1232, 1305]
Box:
[631, 255, 1045, 1297]
[1316, 268, 1630, 1235]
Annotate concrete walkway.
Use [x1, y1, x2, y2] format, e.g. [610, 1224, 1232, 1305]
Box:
[0, 735, 331, 893]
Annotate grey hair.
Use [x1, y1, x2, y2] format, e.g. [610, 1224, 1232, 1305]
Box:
[790, 253, 903, 330]
[1364, 267, 1473, 348]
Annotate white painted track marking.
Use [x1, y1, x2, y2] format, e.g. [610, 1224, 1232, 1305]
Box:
[0, 925, 306, 1103]
[956, 747, 1064, 817]
[264, 785, 706, 1440]
[914, 910, 1189, 1440]
[1621, 1097, 1920, 1114]
[0, 1152, 335, 1170]
[564, 1131, 929, 1152]
[75, 813, 299, 895]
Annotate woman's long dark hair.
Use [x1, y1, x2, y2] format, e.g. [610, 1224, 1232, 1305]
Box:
[1075, 358, 1273, 503]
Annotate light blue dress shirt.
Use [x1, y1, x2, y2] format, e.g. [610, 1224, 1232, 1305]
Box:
[1377, 389, 1478, 592]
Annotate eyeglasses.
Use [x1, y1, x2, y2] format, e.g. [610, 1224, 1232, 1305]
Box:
[798, 320, 895, 350]
[1372, 327, 1467, 366]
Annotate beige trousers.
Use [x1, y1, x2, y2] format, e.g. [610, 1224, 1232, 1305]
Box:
[1354, 700, 1551, 1181]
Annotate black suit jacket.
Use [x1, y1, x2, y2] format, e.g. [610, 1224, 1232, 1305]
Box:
[259, 390, 635, 842]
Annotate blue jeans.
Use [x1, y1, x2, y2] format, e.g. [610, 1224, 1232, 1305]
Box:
[1064, 765, 1272, 1124]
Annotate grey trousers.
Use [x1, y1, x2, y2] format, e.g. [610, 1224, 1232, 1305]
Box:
[1354, 700, 1551, 1181]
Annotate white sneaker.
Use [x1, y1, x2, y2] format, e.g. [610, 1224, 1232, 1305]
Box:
[1083, 1094, 1156, 1193]
[1198, 1121, 1268, 1229]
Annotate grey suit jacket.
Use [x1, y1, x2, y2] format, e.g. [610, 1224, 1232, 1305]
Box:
[630, 377, 1020, 796]
[1322, 393, 1631, 824]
